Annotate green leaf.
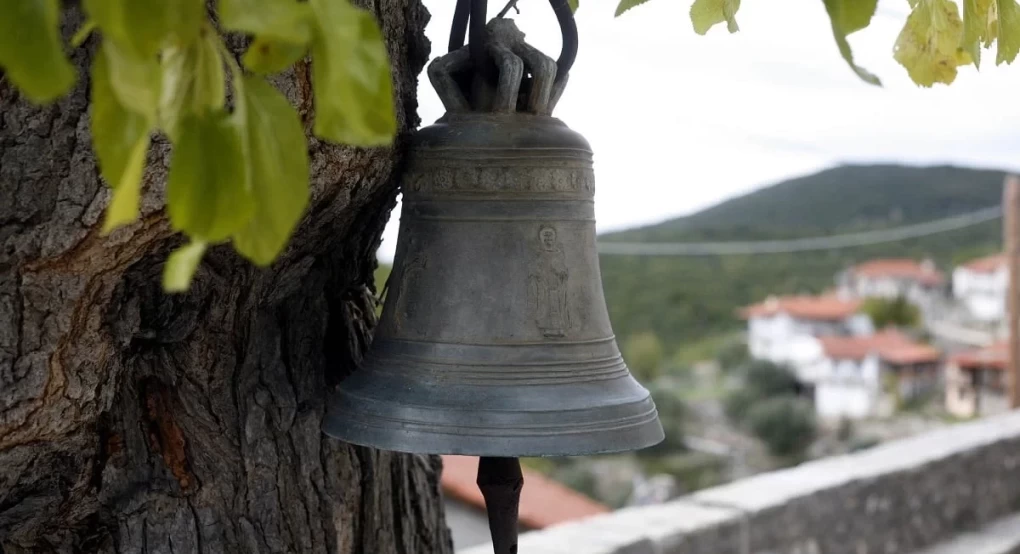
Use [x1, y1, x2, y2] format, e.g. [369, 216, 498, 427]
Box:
[160, 30, 226, 141]
[167, 114, 254, 241]
[163, 241, 208, 292]
[961, 0, 993, 67]
[92, 44, 152, 232]
[0, 0, 76, 103]
[232, 77, 310, 265]
[997, 0, 1020, 64]
[219, 0, 314, 44]
[822, 0, 881, 85]
[72, 19, 97, 48]
[84, 0, 204, 57]
[568, 0, 579, 13]
[104, 40, 163, 121]
[309, 0, 396, 146]
[690, 0, 741, 35]
[894, 0, 968, 87]
[615, 0, 650, 17]
[243, 37, 308, 74]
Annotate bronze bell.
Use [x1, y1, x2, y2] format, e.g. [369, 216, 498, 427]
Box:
[324, 5, 663, 551]
[323, 0, 662, 459]
[323, 112, 664, 456]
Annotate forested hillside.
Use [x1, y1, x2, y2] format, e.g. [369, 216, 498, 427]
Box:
[598, 165, 1007, 354]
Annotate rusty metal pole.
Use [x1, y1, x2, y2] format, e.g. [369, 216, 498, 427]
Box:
[1004, 175, 1020, 409]
[477, 457, 523, 554]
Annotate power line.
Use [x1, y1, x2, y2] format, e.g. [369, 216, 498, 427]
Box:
[597, 206, 1002, 256]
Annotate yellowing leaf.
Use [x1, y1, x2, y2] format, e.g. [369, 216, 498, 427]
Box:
[0, 0, 76, 103]
[961, 0, 993, 67]
[104, 40, 162, 121]
[84, 0, 204, 57]
[309, 0, 396, 146]
[92, 45, 152, 232]
[219, 0, 314, 44]
[615, 0, 649, 16]
[243, 37, 308, 74]
[224, 0, 311, 75]
[996, 0, 1020, 63]
[160, 30, 226, 141]
[690, 0, 740, 35]
[823, 0, 881, 85]
[71, 19, 97, 48]
[568, 0, 579, 13]
[894, 0, 967, 86]
[167, 114, 254, 241]
[232, 77, 310, 265]
[102, 138, 149, 232]
[163, 241, 208, 292]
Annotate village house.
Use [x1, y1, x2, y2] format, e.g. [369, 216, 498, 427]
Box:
[945, 342, 1009, 419]
[953, 253, 1007, 323]
[440, 455, 608, 551]
[807, 329, 942, 420]
[739, 294, 874, 383]
[837, 258, 945, 306]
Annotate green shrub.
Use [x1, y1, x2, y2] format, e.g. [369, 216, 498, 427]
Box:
[745, 396, 817, 460]
[624, 331, 665, 382]
[862, 296, 920, 328]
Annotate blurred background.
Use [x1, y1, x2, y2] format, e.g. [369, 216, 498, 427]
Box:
[377, 0, 1020, 549]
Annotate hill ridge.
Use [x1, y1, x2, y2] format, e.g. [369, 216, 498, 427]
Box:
[597, 163, 1007, 353]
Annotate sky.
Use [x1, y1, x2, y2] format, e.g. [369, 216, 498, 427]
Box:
[377, 0, 1020, 261]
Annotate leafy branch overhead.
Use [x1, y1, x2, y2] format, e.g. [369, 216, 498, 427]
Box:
[3, 0, 1020, 293]
[0, 0, 396, 291]
[610, 0, 1020, 87]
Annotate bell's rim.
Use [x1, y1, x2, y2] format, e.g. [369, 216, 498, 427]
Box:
[321, 354, 665, 457]
[322, 394, 665, 457]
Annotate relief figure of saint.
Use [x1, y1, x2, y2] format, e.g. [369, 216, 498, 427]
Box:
[528, 226, 570, 338]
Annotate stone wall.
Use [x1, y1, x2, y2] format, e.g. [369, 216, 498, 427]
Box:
[461, 411, 1020, 554]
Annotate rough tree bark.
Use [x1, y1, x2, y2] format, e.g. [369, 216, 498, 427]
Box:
[0, 2, 453, 553]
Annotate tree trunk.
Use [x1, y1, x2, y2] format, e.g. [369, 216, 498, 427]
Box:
[0, 3, 452, 553]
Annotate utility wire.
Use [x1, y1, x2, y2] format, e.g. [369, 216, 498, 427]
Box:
[597, 206, 1002, 256]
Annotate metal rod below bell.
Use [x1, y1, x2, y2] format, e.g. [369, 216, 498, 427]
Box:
[477, 457, 523, 554]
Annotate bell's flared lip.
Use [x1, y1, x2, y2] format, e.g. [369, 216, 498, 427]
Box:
[321, 386, 665, 457]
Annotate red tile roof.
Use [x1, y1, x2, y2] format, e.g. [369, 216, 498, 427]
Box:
[961, 253, 1007, 273]
[739, 295, 862, 321]
[440, 456, 609, 530]
[819, 329, 941, 365]
[850, 258, 944, 286]
[949, 342, 1008, 370]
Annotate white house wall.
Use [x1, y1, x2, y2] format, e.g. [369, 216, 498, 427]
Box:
[814, 355, 882, 420]
[953, 266, 1007, 322]
[846, 314, 875, 336]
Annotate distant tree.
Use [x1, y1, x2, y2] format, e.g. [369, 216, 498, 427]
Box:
[643, 380, 688, 455]
[716, 340, 750, 371]
[640, 452, 725, 495]
[724, 387, 759, 423]
[551, 462, 600, 503]
[746, 396, 817, 461]
[624, 331, 665, 382]
[863, 296, 920, 328]
[742, 360, 800, 398]
[724, 360, 800, 424]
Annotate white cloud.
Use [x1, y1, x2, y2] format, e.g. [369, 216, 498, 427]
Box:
[378, 0, 1020, 261]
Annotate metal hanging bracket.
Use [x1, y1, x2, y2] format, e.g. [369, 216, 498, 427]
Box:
[428, 0, 578, 115]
